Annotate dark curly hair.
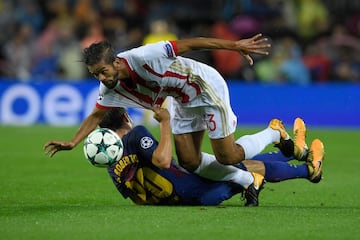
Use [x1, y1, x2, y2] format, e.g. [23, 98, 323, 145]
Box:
[83, 41, 116, 66]
[99, 108, 127, 131]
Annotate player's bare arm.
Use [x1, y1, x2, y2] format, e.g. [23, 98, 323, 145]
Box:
[151, 107, 172, 169]
[175, 34, 271, 65]
[44, 107, 108, 157]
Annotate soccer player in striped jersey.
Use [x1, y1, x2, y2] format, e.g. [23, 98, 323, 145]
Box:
[43, 35, 303, 205]
[99, 108, 324, 206]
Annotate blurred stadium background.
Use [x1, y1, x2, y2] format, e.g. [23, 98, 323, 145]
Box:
[1, 2, 360, 239]
[0, 0, 360, 127]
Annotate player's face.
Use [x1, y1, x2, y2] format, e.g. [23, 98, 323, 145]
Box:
[88, 61, 119, 89]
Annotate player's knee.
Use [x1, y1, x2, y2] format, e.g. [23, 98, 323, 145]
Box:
[215, 151, 245, 165]
[177, 154, 201, 172]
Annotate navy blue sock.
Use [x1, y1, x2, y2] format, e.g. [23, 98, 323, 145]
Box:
[253, 151, 293, 162]
[263, 162, 309, 182]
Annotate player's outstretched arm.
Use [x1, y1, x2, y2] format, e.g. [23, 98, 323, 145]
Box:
[175, 34, 271, 65]
[151, 107, 172, 169]
[44, 107, 108, 157]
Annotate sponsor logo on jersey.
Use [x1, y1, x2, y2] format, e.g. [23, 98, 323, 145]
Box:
[165, 43, 174, 58]
[140, 136, 153, 149]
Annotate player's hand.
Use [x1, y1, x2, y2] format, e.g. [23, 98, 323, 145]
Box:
[235, 34, 271, 65]
[152, 107, 170, 123]
[44, 141, 75, 157]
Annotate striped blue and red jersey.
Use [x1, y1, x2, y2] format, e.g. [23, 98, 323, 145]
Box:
[107, 125, 243, 205]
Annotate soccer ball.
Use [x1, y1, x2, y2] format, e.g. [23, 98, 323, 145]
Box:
[83, 128, 124, 167]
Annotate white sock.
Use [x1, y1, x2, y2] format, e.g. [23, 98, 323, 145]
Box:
[235, 127, 280, 159]
[194, 152, 254, 187]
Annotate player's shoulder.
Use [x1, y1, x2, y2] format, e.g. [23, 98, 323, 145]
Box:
[132, 125, 146, 131]
[118, 41, 169, 55]
[132, 125, 152, 136]
[125, 125, 156, 150]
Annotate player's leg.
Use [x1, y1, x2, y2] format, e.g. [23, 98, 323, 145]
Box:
[197, 181, 243, 206]
[169, 78, 269, 205]
[194, 152, 264, 206]
[238, 138, 325, 183]
[228, 118, 308, 162]
[169, 99, 249, 181]
[252, 117, 309, 162]
[199, 151, 307, 183]
[172, 120, 259, 192]
[190, 65, 293, 164]
[252, 151, 293, 162]
[173, 131, 204, 172]
[209, 119, 291, 165]
[189, 170, 260, 207]
[174, 133, 261, 191]
[241, 160, 309, 182]
[170, 101, 265, 206]
[169, 98, 206, 172]
[195, 152, 259, 188]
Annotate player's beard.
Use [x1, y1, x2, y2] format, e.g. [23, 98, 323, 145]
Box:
[103, 73, 119, 89]
[103, 79, 117, 89]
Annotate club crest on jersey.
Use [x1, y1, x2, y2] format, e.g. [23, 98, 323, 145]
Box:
[165, 43, 174, 58]
[140, 137, 153, 149]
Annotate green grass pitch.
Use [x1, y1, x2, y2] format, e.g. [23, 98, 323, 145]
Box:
[0, 124, 359, 240]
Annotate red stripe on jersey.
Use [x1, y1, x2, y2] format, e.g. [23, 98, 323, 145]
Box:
[162, 87, 189, 103]
[131, 69, 162, 92]
[143, 64, 201, 98]
[143, 64, 163, 78]
[120, 58, 161, 92]
[169, 165, 185, 177]
[95, 103, 115, 110]
[118, 58, 162, 106]
[169, 41, 178, 56]
[119, 81, 155, 105]
[163, 71, 201, 95]
[118, 57, 200, 105]
[113, 88, 157, 109]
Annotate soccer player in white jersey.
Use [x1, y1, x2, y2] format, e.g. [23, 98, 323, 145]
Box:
[44, 34, 307, 205]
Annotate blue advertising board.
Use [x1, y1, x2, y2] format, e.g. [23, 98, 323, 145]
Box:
[228, 83, 360, 128]
[1, 81, 98, 125]
[1, 80, 359, 128]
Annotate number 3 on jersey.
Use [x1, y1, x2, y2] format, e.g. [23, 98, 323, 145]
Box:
[206, 113, 217, 131]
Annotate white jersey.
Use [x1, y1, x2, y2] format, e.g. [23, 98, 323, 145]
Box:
[96, 40, 237, 138]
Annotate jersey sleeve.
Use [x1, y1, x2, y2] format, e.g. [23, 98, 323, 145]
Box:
[142, 40, 177, 59]
[117, 41, 177, 75]
[169, 40, 178, 56]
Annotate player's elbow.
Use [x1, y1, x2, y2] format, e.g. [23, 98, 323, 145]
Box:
[158, 158, 172, 169]
[158, 162, 171, 169]
[152, 155, 172, 169]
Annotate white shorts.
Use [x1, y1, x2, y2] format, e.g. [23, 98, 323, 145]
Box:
[168, 74, 237, 139]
